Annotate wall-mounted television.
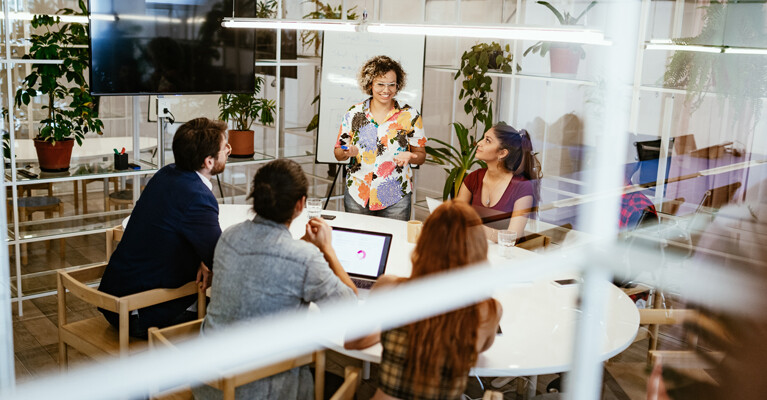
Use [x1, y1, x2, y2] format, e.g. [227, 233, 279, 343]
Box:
[89, 0, 257, 95]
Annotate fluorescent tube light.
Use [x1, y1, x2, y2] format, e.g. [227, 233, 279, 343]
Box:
[645, 43, 723, 53]
[222, 18, 357, 32]
[367, 23, 609, 45]
[221, 19, 610, 46]
[723, 47, 767, 55]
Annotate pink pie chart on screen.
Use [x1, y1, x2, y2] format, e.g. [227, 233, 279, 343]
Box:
[357, 250, 366, 259]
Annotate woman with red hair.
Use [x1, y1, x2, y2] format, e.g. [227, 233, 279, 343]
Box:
[346, 200, 502, 399]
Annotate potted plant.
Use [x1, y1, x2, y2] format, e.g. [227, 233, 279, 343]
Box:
[663, 0, 766, 134]
[14, 3, 103, 172]
[300, 0, 358, 56]
[454, 42, 517, 135]
[218, 76, 276, 158]
[523, 1, 597, 76]
[425, 122, 487, 200]
[424, 42, 515, 200]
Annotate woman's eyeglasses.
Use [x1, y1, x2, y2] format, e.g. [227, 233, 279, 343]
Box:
[373, 82, 397, 90]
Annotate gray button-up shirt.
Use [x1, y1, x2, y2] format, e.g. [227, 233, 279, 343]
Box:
[195, 215, 356, 400]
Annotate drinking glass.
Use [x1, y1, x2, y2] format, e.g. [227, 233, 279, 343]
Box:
[497, 230, 517, 258]
[306, 198, 323, 219]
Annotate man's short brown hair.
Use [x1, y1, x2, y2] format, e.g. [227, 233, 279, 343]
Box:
[172, 118, 227, 171]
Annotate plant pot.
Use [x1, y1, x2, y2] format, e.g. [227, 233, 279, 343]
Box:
[549, 46, 581, 76]
[33, 138, 74, 172]
[228, 130, 255, 158]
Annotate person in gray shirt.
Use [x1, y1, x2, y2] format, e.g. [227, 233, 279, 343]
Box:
[194, 159, 357, 400]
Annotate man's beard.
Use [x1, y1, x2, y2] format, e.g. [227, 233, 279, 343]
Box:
[211, 158, 226, 175]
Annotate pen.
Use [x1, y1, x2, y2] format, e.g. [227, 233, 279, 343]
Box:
[113, 148, 119, 155]
[120, 147, 125, 155]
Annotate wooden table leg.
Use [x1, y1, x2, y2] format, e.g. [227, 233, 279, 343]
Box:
[82, 180, 89, 214]
[73, 181, 79, 214]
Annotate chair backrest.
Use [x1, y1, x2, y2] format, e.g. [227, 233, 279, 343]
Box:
[106, 225, 124, 257]
[699, 181, 742, 210]
[148, 320, 332, 400]
[660, 197, 685, 216]
[633, 138, 675, 188]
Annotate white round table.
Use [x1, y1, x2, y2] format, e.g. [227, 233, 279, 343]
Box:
[216, 204, 640, 378]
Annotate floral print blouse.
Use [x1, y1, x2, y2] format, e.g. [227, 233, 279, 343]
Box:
[335, 98, 426, 210]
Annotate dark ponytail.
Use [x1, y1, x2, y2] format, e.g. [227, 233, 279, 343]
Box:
[248, 159, 308, 223]
[492, 124, 542, 205]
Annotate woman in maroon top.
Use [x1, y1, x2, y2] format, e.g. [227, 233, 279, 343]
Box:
[456, 124, 541, 238]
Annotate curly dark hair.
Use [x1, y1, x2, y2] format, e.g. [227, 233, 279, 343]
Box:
[248, 159, 308, 224]
[358, 55, 407, 95]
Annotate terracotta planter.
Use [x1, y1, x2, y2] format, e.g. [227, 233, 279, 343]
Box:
[33, 138, 74, 172]
[549, 46, 581, 76]
[228, 130, 255, 158]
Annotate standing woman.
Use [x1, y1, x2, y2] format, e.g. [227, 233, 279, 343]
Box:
[456, 123, 541, 238]
[345, 201, 502, 399]
[334, 55, 427, 221]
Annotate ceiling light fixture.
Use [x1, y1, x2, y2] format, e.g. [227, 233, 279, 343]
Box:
[221, 18, 611, 46]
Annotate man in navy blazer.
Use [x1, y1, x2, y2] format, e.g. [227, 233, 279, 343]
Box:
[99, 117, 230, 338]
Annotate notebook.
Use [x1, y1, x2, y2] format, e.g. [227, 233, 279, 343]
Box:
[330, 227, 393, 290]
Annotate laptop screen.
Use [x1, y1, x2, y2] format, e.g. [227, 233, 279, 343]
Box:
[330, 227, 392, 279]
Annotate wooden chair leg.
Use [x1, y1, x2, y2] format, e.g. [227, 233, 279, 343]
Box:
[197, 288, 206, 319]
[57, 273, 68, 371]
[119, 302, 130, 357]
[58, 204, 65, 261]
[314, 351, 326, 400]
[82, 180, 89, 214]
[221, 379, 236, 400]
[73, 181, 79, 214]
[20, 211, 28, 266]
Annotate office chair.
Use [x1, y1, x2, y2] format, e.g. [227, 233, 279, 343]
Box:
[633, 138, 675, 189]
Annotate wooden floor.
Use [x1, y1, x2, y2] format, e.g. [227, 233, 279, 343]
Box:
[9, 187, 695, 398]
[12, 285, 693, 399]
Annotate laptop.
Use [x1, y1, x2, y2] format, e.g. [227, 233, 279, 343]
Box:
[330, 227, 393, 291]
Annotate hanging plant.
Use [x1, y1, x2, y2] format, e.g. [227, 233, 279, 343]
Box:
[454, 42, 517, 135]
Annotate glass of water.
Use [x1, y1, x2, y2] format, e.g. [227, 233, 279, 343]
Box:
[497, 230, 517, 258]
[306, 198, 323, 219]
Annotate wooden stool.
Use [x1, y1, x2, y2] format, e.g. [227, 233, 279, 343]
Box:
[107, 190, 134, 210]
[77, 177, 119, 214]
[14, 196, 65, 265]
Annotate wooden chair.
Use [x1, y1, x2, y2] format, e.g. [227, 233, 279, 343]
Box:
[698, 182, 742, 210]
[641, 308, 726, 385]
[77, 177, 119, 214]
[107, 189, 134, 210]
[57, 228, 206, 368]
[10, 195, 66, 265]
[148, 319, 362, 400]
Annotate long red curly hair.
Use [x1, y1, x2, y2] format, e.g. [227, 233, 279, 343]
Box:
[406, 200, 495, 390]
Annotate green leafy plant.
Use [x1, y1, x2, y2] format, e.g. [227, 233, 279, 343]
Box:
[256, 0, 278, 18]
[14, 1, 103, 145]
[425, 122, 487, 200]
[301, 0, 358, 56]
[454, 42, 517, 134]
[663, 0, 767, 127]
[218, 76, 277, 131]
[523, 1, 597, 59]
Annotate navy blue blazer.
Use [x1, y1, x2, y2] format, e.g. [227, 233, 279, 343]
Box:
[99, 164, 221, 333]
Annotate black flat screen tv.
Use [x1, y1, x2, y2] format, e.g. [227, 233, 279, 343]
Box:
[89, 0, 256, 95]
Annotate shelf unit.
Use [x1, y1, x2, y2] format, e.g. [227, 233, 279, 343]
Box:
[3, 0, 765, 311]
